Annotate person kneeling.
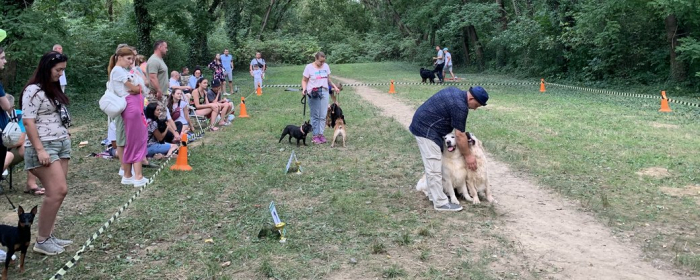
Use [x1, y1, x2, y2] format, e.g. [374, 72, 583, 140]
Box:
[145, 103, 178, 158]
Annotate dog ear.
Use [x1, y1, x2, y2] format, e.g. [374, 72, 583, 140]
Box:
[17, 206, 24, 215]
[31, 206, 38, 215]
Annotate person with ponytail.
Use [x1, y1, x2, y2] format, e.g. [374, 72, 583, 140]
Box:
[20, 51, 73, 255]
[108, 44, 148, 187]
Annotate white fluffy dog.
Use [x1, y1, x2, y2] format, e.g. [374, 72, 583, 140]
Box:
[416, 131, 495, 205]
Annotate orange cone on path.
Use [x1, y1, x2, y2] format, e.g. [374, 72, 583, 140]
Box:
[659, 91, 672, 112]
[540, 79, 546, 92]
[171, 134, 192, 171]
[238, 96, 250, 118]
[257, 83, 262, 96]
[388, 80, 396, 94]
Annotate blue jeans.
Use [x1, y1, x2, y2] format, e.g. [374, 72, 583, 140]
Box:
[147, 143, 172, 157]
[308, 88, 329, 136]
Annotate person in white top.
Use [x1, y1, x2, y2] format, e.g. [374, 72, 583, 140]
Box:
[53, 44, 67, 93]
[301, 52, 340, 145]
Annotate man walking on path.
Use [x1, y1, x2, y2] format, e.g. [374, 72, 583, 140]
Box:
[53, 44, 68, 93]
[443, 48, 455, 80]
[433, 46, 445, 83]
[409, 86, 489, 212]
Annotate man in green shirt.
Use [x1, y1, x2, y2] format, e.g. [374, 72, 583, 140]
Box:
[148, 40, 169, 102]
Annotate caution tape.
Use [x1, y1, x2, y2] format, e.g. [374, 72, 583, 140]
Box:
[547, 83, 700, 108]
[265, 81, 700, 109]
[263, 81, 538, 88]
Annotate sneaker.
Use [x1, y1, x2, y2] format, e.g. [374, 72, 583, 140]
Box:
[434, 203, 463, 212]
[121, 176, 134, 185]
[312, 135, 322, 144]
[50, 235, 73, 247]
[1, 169, 7, 178]
[33, 238, 65, 255]
[133, 177, 150, 187]
[318, 135, 327, 143]
[223, 92, 231, 96]
[118, 167, 136, 177]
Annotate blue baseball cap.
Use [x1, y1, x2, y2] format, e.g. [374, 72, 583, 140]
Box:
[469, 86, 488, 106]
[443, 48, 448, 51]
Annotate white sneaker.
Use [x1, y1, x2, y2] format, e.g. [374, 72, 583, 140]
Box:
[118, 168, 124, 177]
[223, 92, 231, 96]
[121, 176, 134, 185]
[1, 169, 7, 178]
[133, 177, 150, 187]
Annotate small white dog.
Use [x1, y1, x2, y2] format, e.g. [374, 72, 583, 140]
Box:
[416, 131, 495, 205]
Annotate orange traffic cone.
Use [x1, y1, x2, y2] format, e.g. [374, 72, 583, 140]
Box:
[659, 91, 672, 112]
[238, 96, 250, 118]
[388, 80, 396, 94]
[171, 134, 192, 171]
[256, 83, 262, 96]
[540, 79, 546, 92]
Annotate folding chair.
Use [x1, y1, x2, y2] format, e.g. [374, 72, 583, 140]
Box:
[188, 105, 207, 133]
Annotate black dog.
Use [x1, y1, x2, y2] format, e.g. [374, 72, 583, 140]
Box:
[420, 68, 436, 84]
[326, 103, 345, 128]
[279, 121, 313, 146]
[0, 206, 37, 280]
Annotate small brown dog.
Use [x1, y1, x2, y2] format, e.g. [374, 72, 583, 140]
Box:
[330, 116, 346, 148]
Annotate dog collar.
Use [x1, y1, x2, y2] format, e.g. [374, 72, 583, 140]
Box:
[300, 126, 305, 134]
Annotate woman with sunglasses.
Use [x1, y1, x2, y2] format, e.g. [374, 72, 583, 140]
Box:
[20, 52, 73, 255]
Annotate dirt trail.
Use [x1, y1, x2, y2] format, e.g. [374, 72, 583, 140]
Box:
[335, 77, 686, 280]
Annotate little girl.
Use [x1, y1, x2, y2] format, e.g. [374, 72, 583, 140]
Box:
[167, 89, 190, 138]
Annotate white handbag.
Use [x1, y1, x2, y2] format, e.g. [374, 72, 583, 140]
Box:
[1, 111, 22, 148]
[99, 81, 126, 118]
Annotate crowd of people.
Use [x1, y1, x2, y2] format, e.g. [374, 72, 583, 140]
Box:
[0, 37, 274, 257]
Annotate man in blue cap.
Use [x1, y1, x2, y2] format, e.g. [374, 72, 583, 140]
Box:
[409, 86, 489, 212]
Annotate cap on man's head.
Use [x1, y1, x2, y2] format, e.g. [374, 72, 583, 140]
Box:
[211, 79, 222, 88]
[0, 29, 6, 43]
[443, 48, 449, 51]
[469, 86, 488, 106]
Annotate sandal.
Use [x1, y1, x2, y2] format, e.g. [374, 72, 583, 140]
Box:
[209, 127, 219, 132]
[24, 187, 45, 196]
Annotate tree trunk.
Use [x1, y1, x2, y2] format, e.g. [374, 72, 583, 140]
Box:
[134, 0, 153, 53]
[258, 0, 276, 40]
[271, 0, 293, 31]
[526, 0, 533, 17]
[430, 25, 436, 47]
[467, 25, 484, 70]
[386, 0, 413, 37]
[512, 0, 521, 17]
[106, 0, 114, 22]
[461, 28, 471, 66]
[496, 0, 508, 66]
[665, 14, 686, 81]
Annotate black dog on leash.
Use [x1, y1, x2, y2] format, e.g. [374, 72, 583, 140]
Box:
[0, 206, 37, 279]
[326, 103, 345, 128]
[420, 68, 436, 84]
[279, 121, 313, 146]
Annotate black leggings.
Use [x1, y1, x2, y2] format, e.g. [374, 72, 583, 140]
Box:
[434, 63, 445, 82]
[161, 122, 184, 144]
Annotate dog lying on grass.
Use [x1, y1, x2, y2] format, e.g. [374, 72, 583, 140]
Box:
[416, 131, 495, 205]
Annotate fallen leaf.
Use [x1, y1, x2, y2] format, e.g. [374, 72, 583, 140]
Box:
[204, 238, 214, 243]
[221, 261, 231, 267]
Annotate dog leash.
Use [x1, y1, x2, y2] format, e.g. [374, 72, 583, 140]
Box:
[300, 95, 307, 117]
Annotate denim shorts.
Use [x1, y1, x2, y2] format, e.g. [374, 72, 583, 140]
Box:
[25, 138, 72, 170]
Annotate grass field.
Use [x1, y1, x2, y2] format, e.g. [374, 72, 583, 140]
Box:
[1, 62, 699, 279]
[331, 62, 700, 273]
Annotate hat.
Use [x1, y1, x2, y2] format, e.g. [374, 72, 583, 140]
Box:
[469, 86, 488, 106]
[211, 79, 222, 88]
[0, 29, 6, 43]
[443, 48, 449, 51]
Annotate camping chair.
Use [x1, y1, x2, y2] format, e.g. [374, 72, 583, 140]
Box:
[188, 105, 207, 133]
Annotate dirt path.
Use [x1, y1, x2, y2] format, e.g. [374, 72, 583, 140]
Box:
[335, 77, 686, 280]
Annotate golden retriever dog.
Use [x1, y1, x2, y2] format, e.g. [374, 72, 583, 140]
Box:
[330, 116, 346, 148]
[415, 131, 495, 205]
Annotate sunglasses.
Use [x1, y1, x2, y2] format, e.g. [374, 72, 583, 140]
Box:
[50, 53, 67, 62]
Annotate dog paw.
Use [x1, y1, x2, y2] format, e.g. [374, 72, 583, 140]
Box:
[450, 198, 460, 205]
[472, 198, 481, 205]
[486, 196, 497, 203]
